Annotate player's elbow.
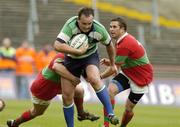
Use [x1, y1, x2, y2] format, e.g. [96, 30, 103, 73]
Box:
[52, 63, 64, 75]
[53, 40, 62, 51]
[53, 41, 58, 51]
[52, 63, 59, 71]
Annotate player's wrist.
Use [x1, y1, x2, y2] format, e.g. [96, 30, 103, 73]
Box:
[109, 59, 115, 65]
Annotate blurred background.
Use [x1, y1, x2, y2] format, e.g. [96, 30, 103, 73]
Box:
[0, 0, 180, 105]
[0, 0, 180, 127]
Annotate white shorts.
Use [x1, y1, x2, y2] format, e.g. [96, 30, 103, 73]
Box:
[129, 79, 149, 94]
[31, 94, 50, 106]
[123, 72, 149, 94]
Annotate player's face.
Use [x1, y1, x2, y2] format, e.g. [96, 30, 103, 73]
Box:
[109, 21, 123, 40]
[78, 14, 93, 33]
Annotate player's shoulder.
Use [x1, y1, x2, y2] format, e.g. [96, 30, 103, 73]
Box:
[93, 20, 109, 37]
[64, 16, 77, 28]
[53, 53, 64, 62]
[124, 34, 135, 40]
[47, 53, 64, 68]
[118, 34, 135, 48]
[93, 19, 106, 30]
[55, 53, 64, 59]
[123, 34, 144, 51]
[122, 34, 137, 44]
[93, 19, 105, 27]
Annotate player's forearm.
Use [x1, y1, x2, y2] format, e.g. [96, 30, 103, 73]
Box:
[106, 42, 115, 65]
[53, 40, 81, 55]
[100, 66, 115, 79]
[53, 63, 80, 84]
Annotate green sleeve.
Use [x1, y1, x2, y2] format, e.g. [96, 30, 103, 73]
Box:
[57, 24, 72, 44]
[115, 56, 127, 63]
[93, 20, 111, 45]
[100, 27, 111, 45]
[57, 17, 77, 44]
[54, 58, 63, 63]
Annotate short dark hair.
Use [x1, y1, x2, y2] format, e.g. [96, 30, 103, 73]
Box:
[78, 7, 94, 19]
[111, 17, 127, 31]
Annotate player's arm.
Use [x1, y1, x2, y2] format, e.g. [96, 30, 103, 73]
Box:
[100, 57, 115, 78]
[54, 40, 87, 56]
[52, 62, 80, 86]
[104, 41, 118, 77]
[100, 26, 118, 75]
[54, 22, 88, 55]
[100, 58, 111, 66]
[100, 66, 115, 79]
[101, 30, 116, 66]
[100, 64, 121, 79]
[106, 41, 116, 65]
[100, 54, 125, 79]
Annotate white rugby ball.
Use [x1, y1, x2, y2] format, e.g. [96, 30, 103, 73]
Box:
[0, 99, 5, 112]
[70, 34, 88, 49]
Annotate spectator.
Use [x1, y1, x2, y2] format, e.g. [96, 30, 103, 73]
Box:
[35, 44, 56, 72]
[15, 40, 36, 99]
[0, 38, 16, 72]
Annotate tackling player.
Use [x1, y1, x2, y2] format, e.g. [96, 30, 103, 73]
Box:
[7, 52, 100, 127]
[100, 17, 153, 127]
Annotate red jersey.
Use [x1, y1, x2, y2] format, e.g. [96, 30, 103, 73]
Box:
[30, 53, 64, 100]
[115, 33, 153, 86]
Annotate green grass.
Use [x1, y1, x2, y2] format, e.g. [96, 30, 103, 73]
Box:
[0, 100, 180, 127]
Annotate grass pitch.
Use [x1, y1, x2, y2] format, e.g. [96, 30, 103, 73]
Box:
[0, 100, 179, 127]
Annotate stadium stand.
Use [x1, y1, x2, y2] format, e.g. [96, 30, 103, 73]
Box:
[0, 0, 180, 78]
[0, 0, 28, 45]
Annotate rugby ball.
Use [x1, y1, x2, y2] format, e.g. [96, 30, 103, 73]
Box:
[0, 99, 5, 112]
[70, 34, 88, 49]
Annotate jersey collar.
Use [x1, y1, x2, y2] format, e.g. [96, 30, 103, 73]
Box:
[116, 32, 128, 44]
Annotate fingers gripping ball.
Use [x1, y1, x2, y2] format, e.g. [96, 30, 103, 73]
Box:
[0, 99, 5, 112]
[70, 34, 88, 49]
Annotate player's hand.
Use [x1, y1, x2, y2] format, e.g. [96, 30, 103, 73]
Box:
[110, 64, 118, 75]
[100, 58, 110, 66]
[71, 77, 81, 86]
[76, 42, 89, 55]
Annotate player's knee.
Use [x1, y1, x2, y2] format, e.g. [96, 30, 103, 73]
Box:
[62, 89, 74, 98]
[125, 104, 134, 112]
[125, 99, 136, 112]
[62, 94, 74, 106]
[62, 93, 73, 100]
[108, 86, 117, 98]
[88, 76, 100, 87]
[74, 86, 84, 97]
